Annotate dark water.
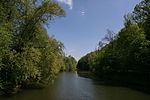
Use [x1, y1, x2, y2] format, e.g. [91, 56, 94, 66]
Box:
[1, 72, 150, 100]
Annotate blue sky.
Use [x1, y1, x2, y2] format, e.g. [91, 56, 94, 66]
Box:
[47, 0, 141, 60]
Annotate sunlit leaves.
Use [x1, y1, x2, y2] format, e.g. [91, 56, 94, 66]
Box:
[0, 0, 65, 94]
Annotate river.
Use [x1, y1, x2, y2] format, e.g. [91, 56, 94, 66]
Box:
[0, 72, 150, 100]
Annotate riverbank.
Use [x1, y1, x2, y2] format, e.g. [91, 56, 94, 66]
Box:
[1, 72, 150, 100]
[0, 85, 22, 96]
[77, 71, 150, 94]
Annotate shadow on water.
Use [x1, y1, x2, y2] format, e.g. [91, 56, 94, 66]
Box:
[0, 72, 150, 100]
[78, 71, 150, 94]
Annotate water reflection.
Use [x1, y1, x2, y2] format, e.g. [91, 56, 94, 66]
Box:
[0, 72, 150, 100]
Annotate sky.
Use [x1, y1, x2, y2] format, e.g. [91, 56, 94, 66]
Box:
[47, 0, 141, 60]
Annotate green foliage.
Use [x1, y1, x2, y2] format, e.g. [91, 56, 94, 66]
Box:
[133, 0, 150, 40]
[0, 0, 65, 94]
[77, 51, 98, 72]
[63, 56, 77, 72]
[77, 0, 150, 85]
[133, 0, 150, 24]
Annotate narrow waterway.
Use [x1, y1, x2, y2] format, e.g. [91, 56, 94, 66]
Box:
[1, 72, 150, 100]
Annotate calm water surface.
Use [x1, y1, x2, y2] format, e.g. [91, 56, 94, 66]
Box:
[1, 72, 150, 100]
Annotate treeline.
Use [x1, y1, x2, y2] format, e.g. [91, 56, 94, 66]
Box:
[62, 55, 77, 72]
[77, 0, 150, 87]
[0, 0, 76, 95]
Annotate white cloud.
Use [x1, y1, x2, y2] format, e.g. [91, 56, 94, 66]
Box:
[57, 0, 73, 9]
[81, 10, 85, 16]
[80, 8, 85, 16]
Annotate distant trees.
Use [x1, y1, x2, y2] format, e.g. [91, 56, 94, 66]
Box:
[63, 56, 77, 72]
[77, 0, 150, 85]
[0, 0, 66, 95]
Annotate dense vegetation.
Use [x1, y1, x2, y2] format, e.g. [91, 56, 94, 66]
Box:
[0, 0, 71, 95]
[62, 56, 77, 72]
[77, 0, 150, 87]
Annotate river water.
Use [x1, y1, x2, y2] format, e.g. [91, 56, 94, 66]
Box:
[0, 72, 150, 100]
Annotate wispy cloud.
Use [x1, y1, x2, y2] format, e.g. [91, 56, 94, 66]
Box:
[81, 9, 85, 16]
[57, 0, 73, 9]
[80, 8, 85, 16]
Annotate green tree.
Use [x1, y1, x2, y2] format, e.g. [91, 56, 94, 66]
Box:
[64, 56, 77, 72]
[77, 2, 150, 83]
[133, 0, 150, 40]
[0, 0, 66, 94]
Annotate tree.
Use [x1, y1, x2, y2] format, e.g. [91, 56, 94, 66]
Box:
[124, 13, 135, 27]
[133, 0, 150, 40]
[64, 56, 77, 72]
[77, 0, 150, 84]
[0, 0, 66, 94]
[98, 41, 105, 50]
[102, 29, 115, 43]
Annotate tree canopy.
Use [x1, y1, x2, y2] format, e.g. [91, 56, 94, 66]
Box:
[0, 0, 66, 95]
[77, 0, 150, 86]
